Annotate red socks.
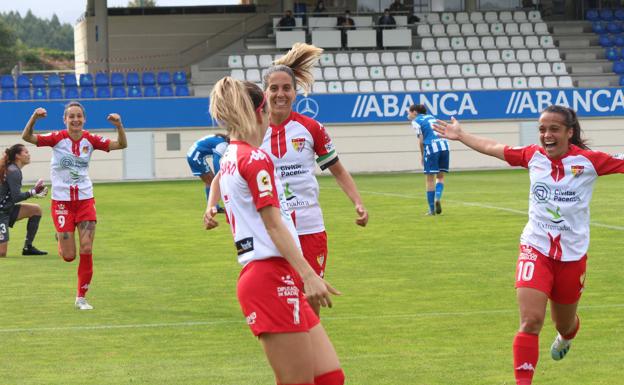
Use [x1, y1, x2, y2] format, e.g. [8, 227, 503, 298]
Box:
[77, 253, 93, 297]
[513, 332, 538, 385]
[315, 369, 345, 385]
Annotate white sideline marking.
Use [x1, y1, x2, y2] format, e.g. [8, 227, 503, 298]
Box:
[1, 304, 623, 334]
[347, 188, 624, 231]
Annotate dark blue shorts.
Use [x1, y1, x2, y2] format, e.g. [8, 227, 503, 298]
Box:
[423, 150, 450, 174]
[187, 155, 212, 176]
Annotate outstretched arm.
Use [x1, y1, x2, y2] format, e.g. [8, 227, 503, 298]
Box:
[107, 113, 128, 150]
[433, 117, 506, 161]
[22, 108, 47, 145]
[328, 160, 368, 226]
[204, 172, 221, 230]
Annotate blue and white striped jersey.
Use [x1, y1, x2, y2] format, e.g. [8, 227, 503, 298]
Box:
[411, 114, 449, 155]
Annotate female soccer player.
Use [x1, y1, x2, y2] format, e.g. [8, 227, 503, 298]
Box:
[0, 144, 48, 257]
[22, 102, 127, 310]
[433, 105, 624, 385]
[186, 133, 229, 208]
[205, 77, 345, 385]
[261, 43, 368, 311]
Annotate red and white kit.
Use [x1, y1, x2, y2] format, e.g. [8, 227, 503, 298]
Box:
[261, 111, 338, 235]
[219, 140, 318, 335]
[505, 144, 624, 261]
[37, 130, 110, 201]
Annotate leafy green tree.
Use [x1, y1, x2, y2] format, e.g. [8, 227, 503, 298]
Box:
[127, 0, 158, 7]
[0, 19, 17, 73]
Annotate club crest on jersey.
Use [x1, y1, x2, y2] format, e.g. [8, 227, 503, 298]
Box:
[571, 165, 584, 177]
[256, 169, 273, 198]
[317, 254, 325, 266]
[291, 137, 305, 152]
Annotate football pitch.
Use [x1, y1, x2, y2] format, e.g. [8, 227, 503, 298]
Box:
[1, 170, 623, 385]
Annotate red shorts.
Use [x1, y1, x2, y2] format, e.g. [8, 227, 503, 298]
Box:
[299, 231, 328, 278]
[237, 257, 320, 337]
[514, 245, 587, 304]
[51, 199, 97, 232]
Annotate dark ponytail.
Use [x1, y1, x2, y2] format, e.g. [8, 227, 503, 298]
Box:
[541, 105, 589, 150]
[0, 144, 25, 183]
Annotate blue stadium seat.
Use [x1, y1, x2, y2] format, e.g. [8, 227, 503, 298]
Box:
[601, 9, 614, 21]
[111, 72, 125, 86]
[175, 85, 190, 96]
[128, 86, 142, 97]
[17, 88, 31, 100]
[586, 9, 600, 21]
[32, 75, 46, 88]
[79, 73, 94, 87]
[48, 87, 63, 99]
[172, 71, 187, 85]
[64, 74, 78, 88]
[599, 34, 615, 47]
[95, 73, 110, 87]
[1, 75, 14, 89]
[606, 47, 620, 60]
[143, 86, 158, 97]
[157, 71, 172, 86]
[613, 60, 624, 73]
[80, 87, 95, 98]
[614, 34, 624, 46]
[620, 75, 624, 85]
[142, 72, 156, 86]
[112, 86, 127, 98]
[1, 89, 15, 100]
[593, 21, 607, 34]
[16, 75, 30, 88]
[159, 85, 173, 97]
[126, 72, 140, 86]
[33, 88, 47, 100]
[48, 74, 62, 88]
[607, 21, 621, 34]
[96, 87, 111, 98]
[64, 87, 79, 99]
[616, 8, 624, 21]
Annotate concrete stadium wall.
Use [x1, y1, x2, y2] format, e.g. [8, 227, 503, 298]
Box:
[3, 118, 624, 184]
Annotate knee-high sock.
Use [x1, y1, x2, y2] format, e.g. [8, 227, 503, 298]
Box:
[77, 253, 93, 297]
[315, 369, 345, 385]
[513, 332, 539, 385]
[427, 191, 435, 213]
[24, 215, 41, 247]
[435, 182, 444, 201]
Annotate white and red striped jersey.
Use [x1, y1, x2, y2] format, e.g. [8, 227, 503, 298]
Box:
[219, 140, 299, 266]
[505, 144, 624, 261]
[37, 130, 110, 201]
[261, 111, 338, 235]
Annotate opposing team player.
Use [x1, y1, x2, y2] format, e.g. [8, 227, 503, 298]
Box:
[22, 102, 127, 310]
[433, 105, 624, 385]
[408, 104, 449, 215]
[261, 43, 368, 312]
[205, 77, 345, 385]
[0, 144, 48, 257]
[186, 133, 229, 210]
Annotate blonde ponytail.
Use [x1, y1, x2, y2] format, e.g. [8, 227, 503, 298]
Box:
[209, 77, 257, 141]
[265, 43, 323, 96]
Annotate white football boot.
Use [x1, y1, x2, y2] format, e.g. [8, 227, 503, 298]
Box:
[75, 297, 94, 310]
[550, 334, 571, 361]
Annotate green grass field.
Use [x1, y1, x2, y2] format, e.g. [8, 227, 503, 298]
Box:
[1, 170, 623, 385]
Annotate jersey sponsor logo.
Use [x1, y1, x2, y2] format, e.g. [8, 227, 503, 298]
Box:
[571, 165, 584, 177]
[552, 189, 580, 203]
[279, 164, 307, 178]
[235, 237, 254, 256]
[256, 169, 273, 198]
[247, 149, 268, 164]
[291, 137, 306, 152]
[296, 97, 320, 118]
[545, 206, 564, 224]
[532, 182, 551, 203]
[82, 145, 89, 154]
[245, 311, 257, 325]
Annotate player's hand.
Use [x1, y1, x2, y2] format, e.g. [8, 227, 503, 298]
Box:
[107, 113, 122, 128]
[432, 117, 462, 141]
[29, 179, 46, 197]
[303, 274, 340, 308]
[32, 108, 47, 120]
[204, 206, 219, 229]
[33, 186, 48, 198]
[355, 203, 368, 227]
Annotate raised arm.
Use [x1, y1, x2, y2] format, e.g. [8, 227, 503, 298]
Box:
[259, 205, 340, 308]
[106, 113, 128, 151]
[433, 117, 506, 161]
[204, 172, 221, 230]
[22, 108, 47, 145]
[327, 160, 368, 227]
